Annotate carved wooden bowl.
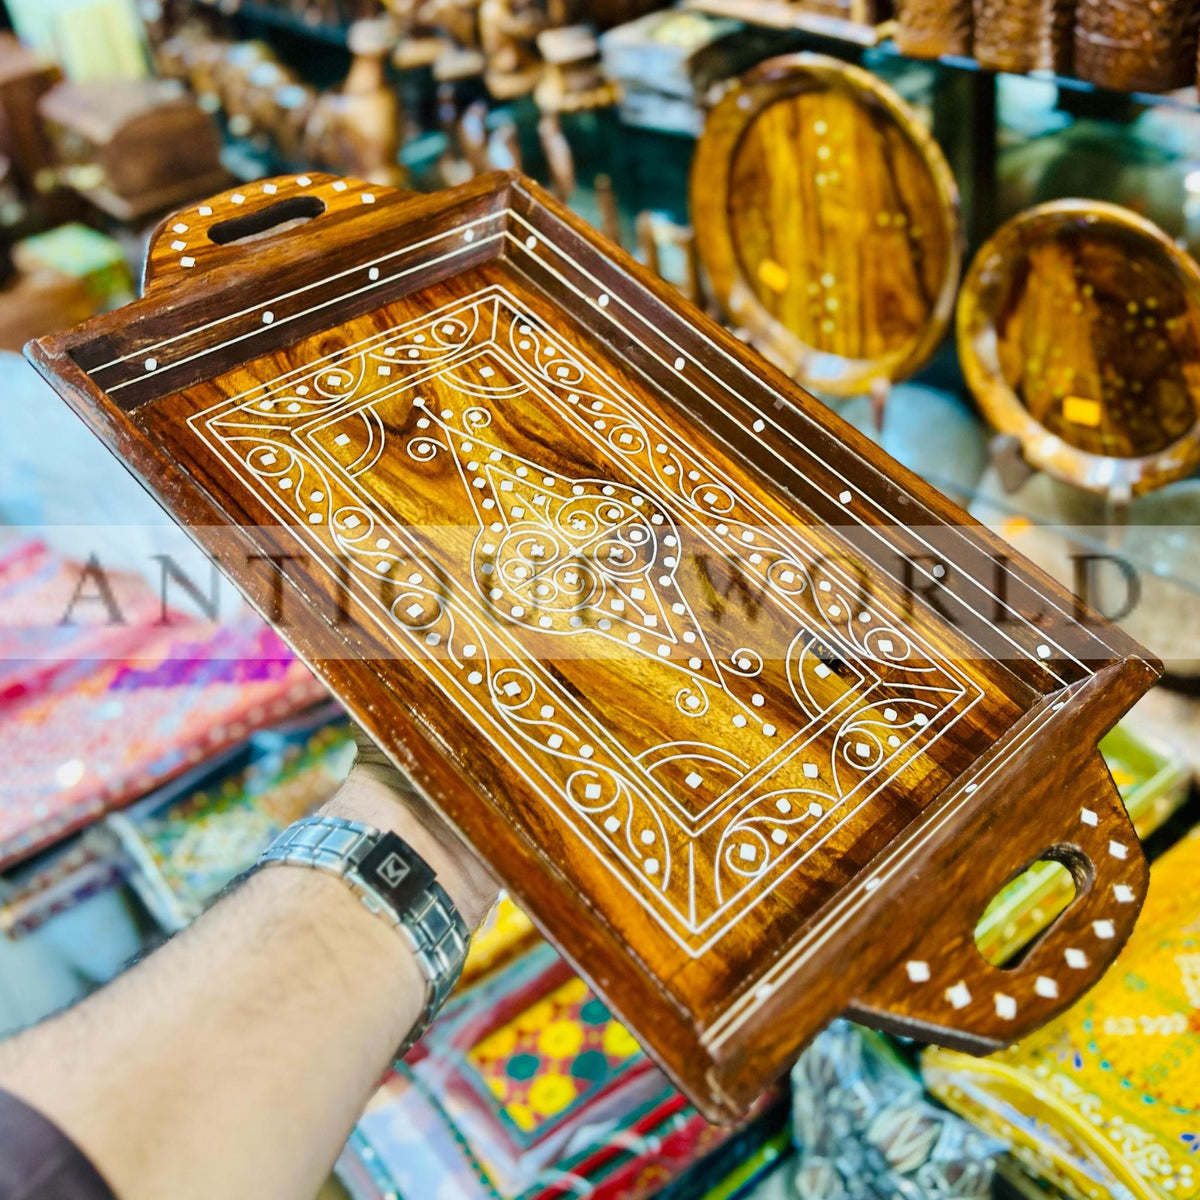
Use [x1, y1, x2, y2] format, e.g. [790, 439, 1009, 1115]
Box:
[28, 173, 1159, 1121]
[691, 53, 963, 397]
[958, 200, 1200, 497]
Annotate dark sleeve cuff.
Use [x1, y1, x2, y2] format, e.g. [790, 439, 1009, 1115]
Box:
[0, 1090, 116, 1200]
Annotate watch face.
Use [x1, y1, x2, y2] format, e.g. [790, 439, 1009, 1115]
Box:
[359, 832, 435, 910]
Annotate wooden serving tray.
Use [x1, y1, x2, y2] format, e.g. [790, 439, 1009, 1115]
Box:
[691, 54, 962, 397]
[28, 173, 1161, 1120]
[959, 199, 1200, 499]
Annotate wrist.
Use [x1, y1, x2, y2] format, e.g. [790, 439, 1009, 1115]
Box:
[320, 765, 499, 929]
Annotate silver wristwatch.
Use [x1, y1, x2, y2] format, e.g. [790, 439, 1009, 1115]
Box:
[257, 815, 470, 1059]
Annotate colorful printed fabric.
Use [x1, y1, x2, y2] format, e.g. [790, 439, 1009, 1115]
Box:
[924, 825, 1200, 1200]
[107, 715, 354, 930]
[0, 608, 327, 869]
[339, 1065, 779, 1200]
[0, 540, 162, 702]
[336, 942, 780, 1200]
[0, 840, 123, 938]
[464, 973, 644, 1142]
[520, 1085, 784, 1200]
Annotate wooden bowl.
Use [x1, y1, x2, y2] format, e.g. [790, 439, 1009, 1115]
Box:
[691, 53, 962, 397]
[958, 200, 1200, 497]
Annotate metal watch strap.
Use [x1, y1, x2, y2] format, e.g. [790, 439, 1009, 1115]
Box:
[256, 815, 469, 1059]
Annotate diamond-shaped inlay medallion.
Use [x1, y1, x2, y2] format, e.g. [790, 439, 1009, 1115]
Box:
[1065, 948, 1088, 969]
[1035, 976, 1059, 999]
[1113, 884, 1135, 904]
[905, 960, 930, 983]
[1093, 919, 1115, 940]
[994, 993, 1017, 1019]
[1080, 807, 1098, 826]
[1108, 841, 1128, 860]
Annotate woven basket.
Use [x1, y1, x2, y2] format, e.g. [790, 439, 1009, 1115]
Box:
[894, 0, 972, 57]
[1074, 0, 1200, 91]
[974, 0, 1073, 72]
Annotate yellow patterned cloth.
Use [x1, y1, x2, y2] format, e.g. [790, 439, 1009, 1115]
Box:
[459, 895, 539, 990]
[924, 826, 1200, 1200]
[465, 974, 643, 1138]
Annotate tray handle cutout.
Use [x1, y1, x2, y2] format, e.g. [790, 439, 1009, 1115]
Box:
[140, 172, 404, 294]
[847, 749, 1147, 1050]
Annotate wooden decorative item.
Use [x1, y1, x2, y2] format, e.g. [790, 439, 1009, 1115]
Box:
[798, 0, 892, 22]
[958, 200, 1200, 499]
[28, 172, 1160, 1121]
[0, 239, 95, 351]
[973, 0, 1072, 74]
[0, 33, 61, 200]
[1075, 0, 1200, 92]
[893, 0, 972, 57]
[36, 79, 230, 222]
[534, 26, 620, 112]
[537, 111, 577, 201]
[479, 0, 546, 100]
[303, 18, 406, 188]
[691, 54, 962, 401]
[636, 209, 704, 307]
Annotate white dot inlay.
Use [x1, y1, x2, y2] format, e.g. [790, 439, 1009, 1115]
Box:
[994, 993, 1017, 1020]
[906, 960, 930, 983]
[946, 982, 972, 1009]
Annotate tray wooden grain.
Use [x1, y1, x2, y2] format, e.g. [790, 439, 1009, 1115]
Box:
[28, 172, 1160, 1120]
[959, 199, 1200, 498]
[691, 54, 962, 396]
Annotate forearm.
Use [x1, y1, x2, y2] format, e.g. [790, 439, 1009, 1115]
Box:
[0, 768, 496, 1200]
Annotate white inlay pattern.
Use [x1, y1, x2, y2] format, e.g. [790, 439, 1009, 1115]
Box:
[946, 981, 972, 1009]
[190, 286, 981, 957]
[1035, 976, 1059, 999]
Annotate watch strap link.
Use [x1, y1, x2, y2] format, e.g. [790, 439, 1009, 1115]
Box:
[257, 815, 469, 1059]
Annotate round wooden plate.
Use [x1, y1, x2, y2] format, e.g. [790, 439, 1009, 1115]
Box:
[690, 53, 962, 397]
[959, 200, 1200, 497]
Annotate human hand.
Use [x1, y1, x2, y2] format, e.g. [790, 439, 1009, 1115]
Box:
[320, 723, 500, 929]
